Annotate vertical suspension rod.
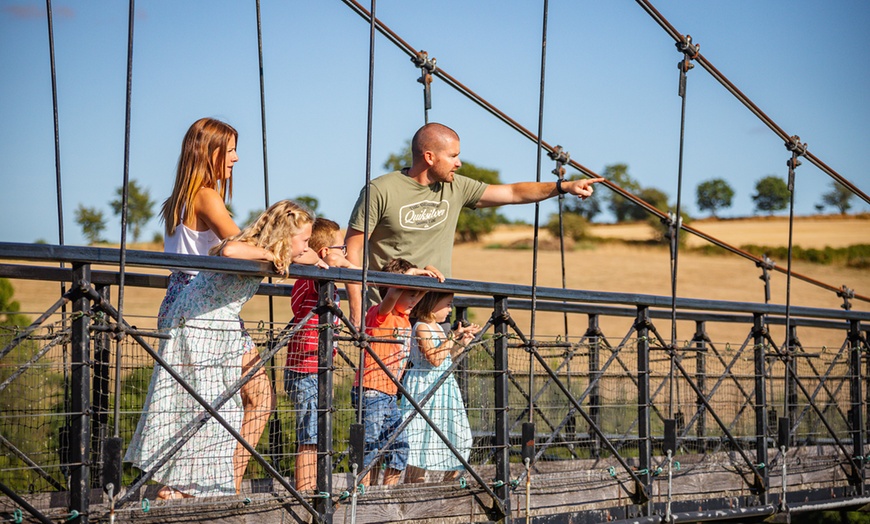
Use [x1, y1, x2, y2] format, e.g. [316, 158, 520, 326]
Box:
[111, 0, 136, 440]
[528, 0, 550, 424]
[668, 35, 697, 415]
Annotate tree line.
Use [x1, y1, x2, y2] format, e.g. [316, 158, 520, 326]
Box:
[74, 148, 855, 246]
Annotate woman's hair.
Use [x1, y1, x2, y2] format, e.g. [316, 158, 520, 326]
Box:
[210, 200, 314, 274]
[410, 291, 452, 323]
[161, 118, 238, 235]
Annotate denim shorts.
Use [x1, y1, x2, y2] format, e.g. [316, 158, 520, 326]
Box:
[284, 370, 318, 445]
[351, 388, 408, 471]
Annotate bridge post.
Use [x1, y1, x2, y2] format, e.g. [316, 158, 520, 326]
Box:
[455, 306, 470, 408]
[753, 313, 769, 503]
[786, 324, 799, 431]
[635, 306, 652, 516]
[693, 320, 707, 444]
[865, 326, 870, 440]
[316, 280, 336, 522]
[585, 313, 601, 458]
[849, 319, 865, 495]
[69, 263, 93, 523]
[493, 295, 513, 521]
[90, 284, 111, 488]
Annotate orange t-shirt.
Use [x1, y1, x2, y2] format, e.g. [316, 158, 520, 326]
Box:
[353, 304, 411, 395]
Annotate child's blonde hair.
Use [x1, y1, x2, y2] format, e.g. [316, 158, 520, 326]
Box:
[161, 118, 238, 236]
[210, 200, 314, 274]
[411, 291, 452, 323]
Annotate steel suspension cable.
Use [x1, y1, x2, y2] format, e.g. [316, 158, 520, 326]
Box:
[783, 140, 805, 422]
[668, 38, 697, 415]
[112, 0, 136, 440]
[349, 2, 378, 504]
[254, 0, 282, 472]
[338, 0, 869, 305]
[45, 0, 64, 250]
[524, 2, 550, 517]
[44, 0, 76, 471]
[634, 0, 869, 207]
[529, 0, 550, 422]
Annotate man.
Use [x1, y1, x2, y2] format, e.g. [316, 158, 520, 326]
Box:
[345, 122, 603, 325]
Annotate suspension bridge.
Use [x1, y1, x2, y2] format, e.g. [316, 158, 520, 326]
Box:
[1, 1, 869, 523]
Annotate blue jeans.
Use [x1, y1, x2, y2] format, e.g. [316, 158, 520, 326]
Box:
[351, 388, 409, 471]
[285, 371, 318, 445]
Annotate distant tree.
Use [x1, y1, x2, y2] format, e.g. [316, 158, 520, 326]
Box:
[383, 140, 413, 172]
[603, 164, 644, 222]
[296, 195, 319, 214]
[752, 175, 790, 214]
[75, 205, 106, 244]
[819, 181, 853, 214]
[383, 140, 506, 243]
[696, 178, 734, 217]
[638, 187, 669, 213]
[563, 174, 602, 220]
[110, 180, 155, 243]
[455, 162, 505, 242]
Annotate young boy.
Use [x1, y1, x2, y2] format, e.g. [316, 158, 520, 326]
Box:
[352, 258, 441, 486]
[285, 217, 358, 492]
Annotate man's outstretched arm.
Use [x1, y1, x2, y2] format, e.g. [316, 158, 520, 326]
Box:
[475, 177, 605, 208]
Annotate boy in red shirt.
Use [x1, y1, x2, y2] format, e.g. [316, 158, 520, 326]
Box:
[285, 218, 357, 491]
[353, 258, 441, 486]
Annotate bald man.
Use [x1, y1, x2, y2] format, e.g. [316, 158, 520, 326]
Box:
[345, 122, 603, 325]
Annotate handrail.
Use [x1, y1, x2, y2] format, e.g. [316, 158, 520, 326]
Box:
[1, 242, 868, 322]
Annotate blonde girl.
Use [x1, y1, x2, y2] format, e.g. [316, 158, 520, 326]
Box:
[127, 200, 320, 499]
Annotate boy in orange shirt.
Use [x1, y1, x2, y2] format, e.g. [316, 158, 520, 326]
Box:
[352, 258, 441, 486]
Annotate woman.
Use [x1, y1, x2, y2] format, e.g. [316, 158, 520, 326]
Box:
[158, 117, 241, 329]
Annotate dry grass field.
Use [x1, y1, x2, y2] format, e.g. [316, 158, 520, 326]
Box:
[5, 214, 869, 351]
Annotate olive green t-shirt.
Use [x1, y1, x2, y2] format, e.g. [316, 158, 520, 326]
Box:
[348, 170, 488, 278]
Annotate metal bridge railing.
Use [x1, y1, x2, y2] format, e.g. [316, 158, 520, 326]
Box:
[0, 242, 869, 524]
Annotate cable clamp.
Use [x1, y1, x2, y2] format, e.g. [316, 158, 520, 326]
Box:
[548, 145, 571, 166]
[676, 35, 700, 59]
[459, 477, 468, 489]
[608, 466, 617, 478]
[784, 135, 808, 156]
[412, 50, 437, 85]
[13, 509, 23, 524]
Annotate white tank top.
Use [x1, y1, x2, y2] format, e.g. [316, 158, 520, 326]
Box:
[164, 224, 220, 275]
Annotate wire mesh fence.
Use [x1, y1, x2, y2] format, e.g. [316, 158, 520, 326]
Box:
[1, 266, 868, 523]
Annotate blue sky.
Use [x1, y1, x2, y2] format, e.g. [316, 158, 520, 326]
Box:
[1, 0, 868, 246]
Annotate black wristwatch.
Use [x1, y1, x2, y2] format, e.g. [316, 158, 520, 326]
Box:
[556, 178, 568, 195]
